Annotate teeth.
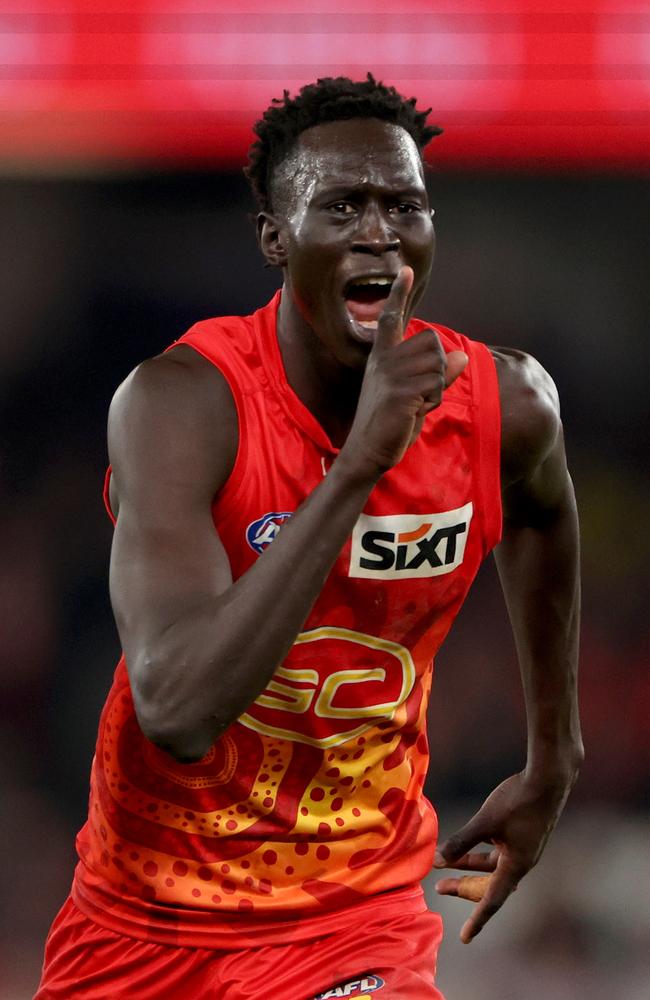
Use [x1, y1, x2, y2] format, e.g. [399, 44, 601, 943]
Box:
[352, 276, 393, 286]
[358, 320, 379, 330]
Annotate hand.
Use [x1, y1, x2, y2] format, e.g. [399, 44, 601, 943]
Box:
[342, 266, 468, 478]
[433, 770, 575, 943]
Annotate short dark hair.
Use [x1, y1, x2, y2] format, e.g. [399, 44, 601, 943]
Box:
[245, 73, 442, 213]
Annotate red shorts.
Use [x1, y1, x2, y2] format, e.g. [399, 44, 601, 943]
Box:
[36, 891, 445, 1000]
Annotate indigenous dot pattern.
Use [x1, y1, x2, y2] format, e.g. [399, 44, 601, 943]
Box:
[83, 650, 435, 914]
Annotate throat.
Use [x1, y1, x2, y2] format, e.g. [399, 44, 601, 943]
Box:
[314, 404, 356, 449]
[276, 288, 363, 445]
[297, 365, 360, 447]
[281, 337, 361, 445]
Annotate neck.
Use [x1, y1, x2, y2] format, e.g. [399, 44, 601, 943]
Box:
[276, 285, 363, 447]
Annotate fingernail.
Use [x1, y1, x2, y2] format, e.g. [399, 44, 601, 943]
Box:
[433, 851, 444, 868]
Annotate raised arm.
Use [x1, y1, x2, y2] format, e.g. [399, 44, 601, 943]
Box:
[108, 270, 467, 762]
[108, 344, 377, 762]
[435, 347, 584, 942]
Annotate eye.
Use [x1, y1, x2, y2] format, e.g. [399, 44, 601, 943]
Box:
[389, 203, 420, 215]
[327, 201, 356, 215]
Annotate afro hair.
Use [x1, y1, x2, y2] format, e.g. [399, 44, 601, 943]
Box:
[245, 74, 442, 213]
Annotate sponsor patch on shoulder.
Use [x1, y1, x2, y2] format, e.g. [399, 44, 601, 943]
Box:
[314, 974, 385, 998]
[246, 511, 293, 553]
[349, 503, 473, 579]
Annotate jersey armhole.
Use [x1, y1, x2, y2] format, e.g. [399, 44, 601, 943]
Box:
[103, 466, 116, 526]
[468, 340, 503, 552]
[102, 338, 248, 528]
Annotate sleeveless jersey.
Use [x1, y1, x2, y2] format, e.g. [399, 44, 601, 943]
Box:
[73, 291, 501, 947]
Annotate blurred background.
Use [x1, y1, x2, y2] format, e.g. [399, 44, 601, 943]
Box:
[1, 2, 649, 998]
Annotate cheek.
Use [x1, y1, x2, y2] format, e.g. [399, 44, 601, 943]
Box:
[287, 237, 338, 304]
[286, 258, 325, 326]
[424, 235, 436, 270]
[411, 224, 435, 271]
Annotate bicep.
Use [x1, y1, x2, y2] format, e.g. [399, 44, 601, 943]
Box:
[107, 350, 237, 648]
[493, 346, 573, 526]
[109, 495, 234, 649]
[502, 425, 574, 529]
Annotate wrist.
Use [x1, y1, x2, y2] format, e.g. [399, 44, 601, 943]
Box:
[332, 447, 383, 491]
[524, 739, 584, 790]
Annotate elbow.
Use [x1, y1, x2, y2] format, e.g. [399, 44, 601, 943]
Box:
[137, 712, 216, 764]
[570, 739, 586, 772]
[129, 653, 227, 763]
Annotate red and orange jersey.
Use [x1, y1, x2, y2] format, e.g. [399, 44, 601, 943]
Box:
[73, 293, 501, 946]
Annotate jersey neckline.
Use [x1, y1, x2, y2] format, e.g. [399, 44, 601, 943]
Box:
[254, 290, 343, 457]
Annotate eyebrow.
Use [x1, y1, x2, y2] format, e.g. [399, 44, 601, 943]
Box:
[313, 181, 426, 200]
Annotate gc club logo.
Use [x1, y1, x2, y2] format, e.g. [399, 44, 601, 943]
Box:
[314, 975, 385, 998]
[349, 503, 473, 580]
[246, 511, 293, 553]
[239, 627, 415, 749]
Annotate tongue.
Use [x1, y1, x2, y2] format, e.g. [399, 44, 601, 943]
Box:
[345, 297, 385, 322]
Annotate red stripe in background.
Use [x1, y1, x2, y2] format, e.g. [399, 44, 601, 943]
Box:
[0, 0, 648, 172]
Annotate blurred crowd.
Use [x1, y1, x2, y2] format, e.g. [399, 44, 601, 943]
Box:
[1, 170, 648, 998]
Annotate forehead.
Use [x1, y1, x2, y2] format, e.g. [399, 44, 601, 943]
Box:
[283, 118, 425, 198]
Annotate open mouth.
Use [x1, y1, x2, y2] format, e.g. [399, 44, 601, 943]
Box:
[343, 276, 394, 338]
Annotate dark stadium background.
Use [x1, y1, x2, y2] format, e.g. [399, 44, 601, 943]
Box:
[1, 3, 649, 998]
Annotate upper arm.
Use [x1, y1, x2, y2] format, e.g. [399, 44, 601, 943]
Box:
[491, 347, 572, 526]
[107, 345, 238, 653]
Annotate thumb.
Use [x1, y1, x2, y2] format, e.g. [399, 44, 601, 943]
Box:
[434, 814, 487, 868]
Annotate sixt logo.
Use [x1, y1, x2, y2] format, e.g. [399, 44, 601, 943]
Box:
[246, 511, 293, 554]
[314, 974, 385, 998]
[349, 503, 473, 580]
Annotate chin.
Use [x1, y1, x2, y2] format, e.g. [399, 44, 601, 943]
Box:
[306, 313, 366, 369]
[336, 339, 372, 372]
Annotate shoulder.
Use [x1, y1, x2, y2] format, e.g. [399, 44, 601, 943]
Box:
[108, 345, 238, 504]
[490, 346, 562, 488]
[110, 345, 236, 436]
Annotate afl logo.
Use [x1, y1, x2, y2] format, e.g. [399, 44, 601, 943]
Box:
[246, 511, 293, 553]
[314, 975, 385, 998]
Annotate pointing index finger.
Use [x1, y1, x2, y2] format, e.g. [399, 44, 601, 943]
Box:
[374, 266, 414, 350]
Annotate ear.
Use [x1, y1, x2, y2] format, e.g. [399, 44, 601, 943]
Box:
[257, 212, 288, 267]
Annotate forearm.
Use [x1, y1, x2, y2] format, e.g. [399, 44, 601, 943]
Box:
[494, 479, 583, 786]
[435, 488, 583, 944]
[119, 452, 379, 759]
[435, 350, 583, 941]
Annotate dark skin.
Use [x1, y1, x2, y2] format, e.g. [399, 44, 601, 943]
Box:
[108, 118, 583, 944]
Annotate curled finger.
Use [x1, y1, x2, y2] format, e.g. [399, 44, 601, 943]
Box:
[437, 850, 499, 873]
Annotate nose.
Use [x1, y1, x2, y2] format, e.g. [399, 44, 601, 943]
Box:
[351, 204, 399, 256]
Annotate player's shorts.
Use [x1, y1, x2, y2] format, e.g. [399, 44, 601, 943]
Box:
[35, 886, 445, 999]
